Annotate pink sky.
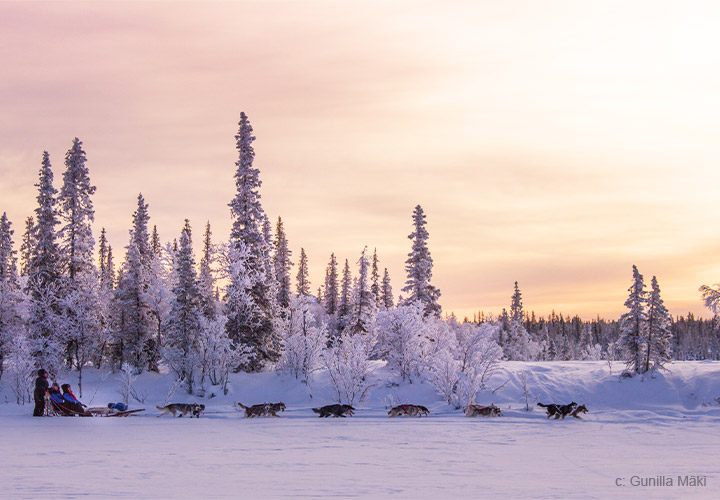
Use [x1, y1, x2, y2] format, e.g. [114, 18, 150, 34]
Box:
[1, 1, 719, 319]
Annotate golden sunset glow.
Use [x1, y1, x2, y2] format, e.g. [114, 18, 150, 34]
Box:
[1, 1, 719, 320]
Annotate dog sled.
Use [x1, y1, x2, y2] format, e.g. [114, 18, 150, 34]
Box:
[46, 397, 144, 418]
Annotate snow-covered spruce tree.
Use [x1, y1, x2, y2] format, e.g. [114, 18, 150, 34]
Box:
[272, 217, 292, 309]
[198, 221, 217, 320]
[276, 295, 328, 384]
[371, 248, 381, 308]
[113, 194, 154, 372]
[165, 220, 203, 394]
[618, 265, 648, 374]
[0, 213, 24, 380]
[323, 253, 338, 316]
[98, 228, 111, 289]
[337, 259, 352, 335]
[226, 112, 276, 371]
[296, 247, 310, 296]
[58, 137, 96, 280]
[27, 151, 63, 373]
[373, 302, 428, 381]
[19, 216, 36, 277]
[402, 205, 441, 317]
[381, 268, 394, 310]
[323, 331, 373, 404]
[645, 276, 672, 372]
[145, 241, 174, 372]
[347, 247, 376, 335]
[58, 137, 101, 382]
[510, 281, 523, 323]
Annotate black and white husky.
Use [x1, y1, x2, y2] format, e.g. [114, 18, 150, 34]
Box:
[156, 403, 205, 418]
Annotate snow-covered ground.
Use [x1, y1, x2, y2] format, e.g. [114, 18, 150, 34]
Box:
[2, 361, 719, 499]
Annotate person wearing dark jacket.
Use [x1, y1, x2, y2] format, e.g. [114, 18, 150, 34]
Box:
[33, 369, 49, 416]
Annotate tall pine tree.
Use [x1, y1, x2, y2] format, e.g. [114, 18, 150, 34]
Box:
[272, 217, 292, 308]
[58, 137, 96, 280]
[402, 205, 441, 316]
[371, 248, 381, 308]
[618, 265, 648, 374]
[114, 194, 153, 371]
[226, 112, 276, 370]
[381, 268, 394, 309]
[28, 152, 63, 372]
[166, 220, 202, 394]
[324, 253, 339, 316]
[296, 248, 310, 296]
[645, 276, 672, 372]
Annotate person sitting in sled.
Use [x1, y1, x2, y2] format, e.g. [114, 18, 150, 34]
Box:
[61, 384, 87, 414]
[48, 383, 67, 408]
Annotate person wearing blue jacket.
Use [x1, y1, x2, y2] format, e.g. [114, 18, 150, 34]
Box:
[60, 384, 87, 414]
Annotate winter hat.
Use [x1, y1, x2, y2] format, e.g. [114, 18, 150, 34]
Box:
[38, 369, 47, 377]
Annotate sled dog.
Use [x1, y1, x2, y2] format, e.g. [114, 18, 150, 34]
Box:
[156, 403, 205, 418]
[537, 401, 578, 419]
[237, 402, 286, 418]
[464, 403, 502, 417]
[570, 404, 588, 419]
[388, 404, 430, 417]
[312, 404, 355, 418]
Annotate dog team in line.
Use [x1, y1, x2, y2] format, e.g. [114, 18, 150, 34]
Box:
[34, 368, 589, 420]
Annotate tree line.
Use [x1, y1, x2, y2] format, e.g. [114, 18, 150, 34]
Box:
[0, 112, 717, 405]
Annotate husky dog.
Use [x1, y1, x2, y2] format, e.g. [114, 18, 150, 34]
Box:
[156, 403, 205, 418]
[388, 404, 430, 417]
[464, 404, 502, 417]
[312, 404, 355, 418]
[237, 402, 286, 418]
[570, 404, 588, 419]
[537, 401, 578, 419]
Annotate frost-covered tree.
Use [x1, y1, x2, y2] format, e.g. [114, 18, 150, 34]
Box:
[323, 253, 338, 316]
[114, 194, 154, 372]
[645, 276, 672, 372]
[373, 302, 428, 381]
[510, 281, 523, 323]
[402, 205, 441, 316]
[60, 269, 105, 396]
[276, 295, 328, 383]
[225, 242, 278, 371]
[337, 259, 352, 334]
[426, 318, 502, 407]
[197, 314, 245, 395]
[226, 112, 276, 370]
[381, 268, 394, 310]
[98, 228, 111, 289]
[618, 265, 648, 374]
[347, 247, 376, 335]
[19, 216, 35, 277]
[323, 331, 373, 404]
[198, 221, 217, 320]
[27, 152, 63, 373]
[165, 220, 203, 394]
[371, 248, 381, 308]
[0, 213, 23, 379]
[272, 217, 292, 309]
[5, 334, 35, 404]
[58, 137, 96, 280]
[296, 248, 310, 296]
